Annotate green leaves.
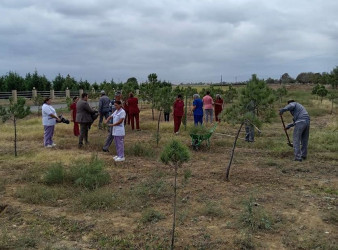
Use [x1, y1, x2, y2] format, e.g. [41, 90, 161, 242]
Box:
[160, 140, 190, 166]
[0, 97, 31, 122]
[222, 74, 276, 126]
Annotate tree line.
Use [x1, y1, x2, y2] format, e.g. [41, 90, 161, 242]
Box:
[1, 66, 337, 92]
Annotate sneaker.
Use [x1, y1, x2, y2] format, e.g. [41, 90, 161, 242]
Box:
[301, 156, 307, 160]
[294, 158, 302, 162]
[45, 145, 53, 148]
[103, 148, 109, 152]
[113, 155, 118, 160]
[52, 143, 57, 147]
[114, 157, 125, 162]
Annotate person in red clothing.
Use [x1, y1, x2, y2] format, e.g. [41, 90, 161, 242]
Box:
[214, 94, 224, 122]
[173, 94, 184, 134]
[127, 92, 140, 130]
[123, 98, 130, 126]
[69, 96, 80, 136]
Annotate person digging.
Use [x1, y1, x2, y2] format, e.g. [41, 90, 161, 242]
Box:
[279, 100, 310, 162]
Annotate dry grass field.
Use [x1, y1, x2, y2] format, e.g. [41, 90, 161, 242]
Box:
[0, 85, 337, 249]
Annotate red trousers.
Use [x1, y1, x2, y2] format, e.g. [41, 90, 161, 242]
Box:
[174, 115, 183, 133]
[215, 109, 222, 122]
[130, 113, 140, 130]
[73, 122, 80, 136]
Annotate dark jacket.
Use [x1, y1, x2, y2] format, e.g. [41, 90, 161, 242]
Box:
[76, 99, 95, 123]
[99, 95, 111, 113]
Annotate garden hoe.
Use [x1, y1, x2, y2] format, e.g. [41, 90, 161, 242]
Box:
[280, 115, 293, 147]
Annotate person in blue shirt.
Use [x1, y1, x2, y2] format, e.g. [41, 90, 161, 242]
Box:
[192, 94, 203, 126]
[279, 100, 310, 161]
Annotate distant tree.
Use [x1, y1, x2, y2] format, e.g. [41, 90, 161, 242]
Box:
[3, 72, 25, 91]
[320, 72, 332, 85]
[296, 72, 313, 84]
[0, 75, 6, 91]
[0, 97, 30, 156]
[223, 85, 238, 103]
[32, 94, 44, 116]
[160, 139, 190, 250]
[62, 74, 78, 91]
[275, 85, 288, 104]
[92, 82, 99, 91]
[153, 86, 175, 145]
[265, 77, 277, 84]
[328, 91, 338, 114]
[330, 66, 338, 89]
[140, 73, 161, 120]
[78, 79, 91, 91]
[222, 74, 276, 181]
[280, 73, 295, 84]
[52, 73, 65, 91]
[316, 84, 328, 103]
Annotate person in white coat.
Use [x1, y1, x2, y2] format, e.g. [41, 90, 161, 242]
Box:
[42, 97, 60, 147]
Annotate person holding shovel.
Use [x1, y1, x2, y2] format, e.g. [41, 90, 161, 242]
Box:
[279, 100, 310, 162]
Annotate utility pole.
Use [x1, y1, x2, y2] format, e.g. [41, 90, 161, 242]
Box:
[221, 75, 222, 84]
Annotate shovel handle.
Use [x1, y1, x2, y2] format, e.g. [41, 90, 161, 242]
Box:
[280, 115, 292, 146]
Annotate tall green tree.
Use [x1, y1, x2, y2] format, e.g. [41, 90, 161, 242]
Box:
[52, 73, 65, 91]
[3, 72, 25, 91]
[140, 73, 161, 120]
[62, 74, 78, 90]
[0, 97, 31, 156]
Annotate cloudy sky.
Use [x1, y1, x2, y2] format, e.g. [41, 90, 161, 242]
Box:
[1, 0, 337, 84]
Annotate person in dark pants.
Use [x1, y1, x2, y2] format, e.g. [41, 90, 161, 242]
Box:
[76, 93, 96, 148]
[164, 109, 170, 122]
[173, 94, 184, 134]
[279, 100, 310, 162]
[192, 94, 203, 126]
[98, 90, 111, 129]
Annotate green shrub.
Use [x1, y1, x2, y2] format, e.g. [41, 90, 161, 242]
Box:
[44, 163, 65, 185]
[140, 208, 165, 223]
[68, 156, 110, 190]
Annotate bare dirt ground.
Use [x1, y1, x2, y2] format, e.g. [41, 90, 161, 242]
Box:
[0, 87, 337, 249]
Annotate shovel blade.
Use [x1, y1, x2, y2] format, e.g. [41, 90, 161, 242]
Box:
[287, 142, 293, 148]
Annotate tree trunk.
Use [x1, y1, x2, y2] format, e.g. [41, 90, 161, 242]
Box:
[14, 117, 17, 157]
[331, 100, 334, 114]
[171, 164, 178, 250]
[225, 121, 244, 181]
[156, 110, 162, 146]
[152, 107, 154, 121]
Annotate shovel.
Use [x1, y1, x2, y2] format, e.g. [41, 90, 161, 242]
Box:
[280, 115, 293, 147]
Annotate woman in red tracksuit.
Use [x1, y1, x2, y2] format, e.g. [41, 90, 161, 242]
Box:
[70, 96, 80, 136]
[123, 99, 130, 126]
[173, 94, 184, 134]
[127, 93, 140, 130]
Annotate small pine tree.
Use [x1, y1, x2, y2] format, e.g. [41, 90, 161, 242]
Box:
[32, 94, 44, 116]
[160, 140, 190, 250]
[0, 97, 31, 156]
[222, 74, 276, 181]
[328, 91, 338, 114]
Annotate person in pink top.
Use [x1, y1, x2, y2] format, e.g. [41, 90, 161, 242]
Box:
[202, 91, 214, 123]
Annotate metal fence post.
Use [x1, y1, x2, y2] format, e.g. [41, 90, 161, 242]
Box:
[12, 90, 17, 103]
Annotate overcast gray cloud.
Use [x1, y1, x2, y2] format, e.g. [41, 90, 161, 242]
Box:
[1, 0, 337, 83]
